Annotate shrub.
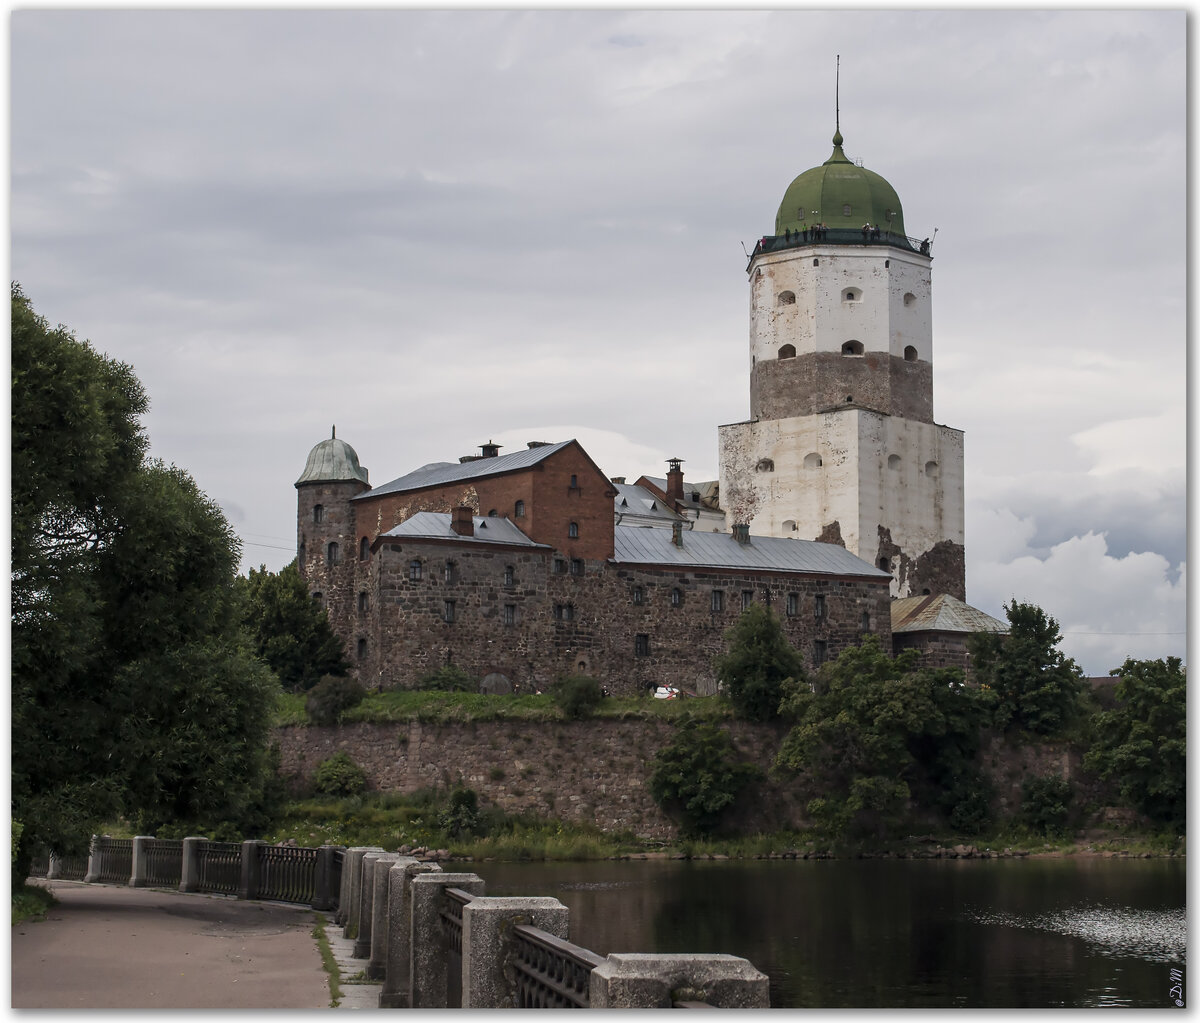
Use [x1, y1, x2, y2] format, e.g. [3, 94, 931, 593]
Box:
[712, 603, 805, 722]
[649, 721, 760, 836]
[554, 675, 605, 720]
[417, 666, 473, 692]
[1018, 774, 1072, 836]
[438, 788, 481, 837]
[313, 752, 368, 797]
[306, 674, 367, 726]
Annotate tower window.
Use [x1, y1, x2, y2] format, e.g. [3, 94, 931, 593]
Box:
[813, 640, 828, 666]
[358, 591, 368, 613]
[841, 340, 864, 356]
[803, 452, 823, 469]
[359, 536, 370, 561]
[904, 345, 919, 362]
[755, 458, 775, 473]
[814, 594, 827, 620]
[504, 565, 514, 587]
[504, 604, 516, 626]
[842, 288, 861, 302]
[786, 593, 799, 616]
[782, 519, 798, 532]
[326, 542, 340, 565]
[925, 461, 939, 477]
[888, 454, 901, 470]
[409, 559, 422, 581]
[878, 557, 891, 572]
[903, 292, 916, 307]
[777, 290, 796, 306]
[778, 344, 796, 360]
[671, 587, 682, 608]
[632, 586, 644, 606]
[813, 258, 819, 267]
[444, 561, 457, 584]
[568, 521, 579, 539]
[514, 500, 525, 518]
[862, 611, 871, 633]
[554, 603, 574, 621]
[312, 592, 324, 609]
[313, 504, 324, 524]
[711, 590, 725, 613]
[357, 638, 367, 659]
[443, 600, 456, 623]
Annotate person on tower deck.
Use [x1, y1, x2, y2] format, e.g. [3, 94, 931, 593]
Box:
[920, 237, 930, 254]
[802, 225, 809, 241]
[871, 224, 881, 240]
[862, 223, 871, 240]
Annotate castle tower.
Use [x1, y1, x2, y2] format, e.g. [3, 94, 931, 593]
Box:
[296, 427, 371, 651]
[718, 128, 965, 600]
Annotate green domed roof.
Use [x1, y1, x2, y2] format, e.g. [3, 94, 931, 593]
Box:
[774, 129, 907, 237]
[296, 429, 369, 486]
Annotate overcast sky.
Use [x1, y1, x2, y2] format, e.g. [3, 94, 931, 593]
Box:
[10, 8, 1186, 676]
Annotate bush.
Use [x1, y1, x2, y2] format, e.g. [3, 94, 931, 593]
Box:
[313, 752, 368, 797]
[306, 674, 367, 726]
[554, 675, 605, 720]
[713, 603, 805, 722]
[438, 788, 481, 837]
[417, 665, 474, 692]
[649, 721, 760, 836]
[1019, 774, 1072, 837]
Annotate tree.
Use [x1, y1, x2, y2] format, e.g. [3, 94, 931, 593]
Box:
[775, 636, 994, 839]
[1084, 657, 1185, 829]
[11, 286, 278, 872]
[712, 602, 806, 721]
[553, 674, 605, 719]
[238, 561, 349, 691]
[968, 601, 1084, 736]
[649, 722, 761, 836]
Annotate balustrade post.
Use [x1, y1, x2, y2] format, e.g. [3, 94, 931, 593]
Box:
[409, 873, 485, 1009]
[47, 853, 62, 880]
[238, 840, 265, 901]
[311, 844, 342, 911]
[366, 853, 401, 978]
[129, 835, 154, 887]
[588, 953, 770, 1008]
[461, 897, 570, 1008]
[179, 837, 206, 893]
[341, 846, 383, 937]
[379, 859, 440, 1008]
[352, 852, 386, 957]
[83, 835, 101, 883]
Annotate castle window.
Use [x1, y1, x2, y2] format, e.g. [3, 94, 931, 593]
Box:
[504, 565, 515, 587]
[357, 638, 367, 660]
[570, 558, 584, 576]
[488, 509, 498, 517]
[903, 292, 916, 307]
[409, 559, 422, 581]
[443, 600, 456, 623]
[786, 593, 799, 616]
[782, 519, 797, 532]
[632, 586, 644, 606]
[813, 640, 828, 666]
[841, 340, 864, 356]
[778, 344, 796, 360]
[878, 557, 891, 572]
[888, 454, 901, 470]
[925, 460, 939, 477]
[554, 558, 567, 575]
[842, 288, 861, 302]
[514, 500, 526, 518]
[326, 542, 340, 565]
[741, 590, 754, 611]
[761, 589, 772, 608]
[313, 505, 324, 524]
[842, 203, 852, 216]
[813, 258, 819, 267]
[777, 290, 796, 306]
[755, 458, 775, 472]
[904, 345, 919, 362]
[671, 587, 682, 608]
[635, 634, 650, 657]
[554, 603, 574, 621]
[444, 561, 457, 584]
[312, 592, 324, 609]
[568, 521, 579, 539]
[814, 594, 827, 620]
[504, 604, 516, 626]
[357, 591, 368, 614]
[711, 590, 725, 613]
[359, 536, 370, 561]
[803, 452, 823, 469]
[861, 611, 871, 633]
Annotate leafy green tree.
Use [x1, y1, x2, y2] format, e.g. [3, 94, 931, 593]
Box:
[313, 752, 368, 797]
[306, 674, 367, 726]
[649, 722, 761, 836]
[775, 636, 994, 839]
[1084, 657, 1185, 828]
[712, 603, 806, 721]
[238, 561, 349, 691]
[968, 601, 1085, 736]
[553, 674, 605, 719]
[11, 286, 277, 872]
[439, 788, 482, 838]
[1018, 775, 1073, 837]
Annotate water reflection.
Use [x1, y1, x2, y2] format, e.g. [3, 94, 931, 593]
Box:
[478, 857, 1185, 1008]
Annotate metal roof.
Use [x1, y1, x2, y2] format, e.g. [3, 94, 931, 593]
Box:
[612, 524, 889, 579]
[357, 440, 574, 501]
[381, 511, 545, 547]
[613, 483, 679, 521]
[296, 435, 369, 486]
[891, 594, 1008, 635]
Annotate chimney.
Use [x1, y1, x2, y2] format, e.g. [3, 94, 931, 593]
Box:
[665, 457, 685, 507]
[732, 523, 751, 545]
[527, 440, 551, 449]
[451, 506, 475, 537]
[481, 440, 502, 459]
[672, 521, 684, 547]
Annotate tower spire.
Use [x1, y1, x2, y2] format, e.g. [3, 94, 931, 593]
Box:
[833, 54, 843, 148]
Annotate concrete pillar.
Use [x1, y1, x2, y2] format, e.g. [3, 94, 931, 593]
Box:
[129, 835, 153, 888]
[461, 897, 570, 1009]
[379, 859, 440, 1008]
[83, 835, 101, 883]
[238, 840, 265, 901]
[47, 853, 62, 881]
[179, 837, 206, 893]
[311, 845, 342, 911]
[589, 953, 770, 1008]
[365, 852, 400, 976]
[409, 873, 485, 1009]
[341, 846, 383, 937]
[352, 852, 387, 958]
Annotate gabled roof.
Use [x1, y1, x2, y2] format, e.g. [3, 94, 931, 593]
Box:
[891, 593, 1008, 635]
[380, 511, 545, 547]
[613, 525, 888, 579]
[356, 440, 575, 501]
[613, 482, 681, 522]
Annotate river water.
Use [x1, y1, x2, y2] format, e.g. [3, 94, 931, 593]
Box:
[476, 857, 1186, 1008]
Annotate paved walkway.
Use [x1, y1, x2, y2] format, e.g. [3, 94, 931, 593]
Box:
[12, 880, 355, 1009]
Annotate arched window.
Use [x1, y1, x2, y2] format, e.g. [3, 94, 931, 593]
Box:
[358, 591, 368, 614]
[861, 611, 871, 632]
[903, 292, 916, 307]
[778, 344, 796, 360]
[812, 258, 820, 267]
[359, 536, 370, 561]
[841, 340, 864, 356]
[803, 452, 822, 469]
[357, 638, 367, 659]
[925, 461, 939, 477]
[514, 500, 525, 518]
[326, 541, 340, 565]
[782, 519, 797, 532]
[904, 345, 919, 362]
[888, 454, 901, 470]
[878, 557, 891, 572]
[671, 588, 682, 608]
[755, 458, 774, 473]
[568, 521, 579, 539]
[777, 290, 796, 306]
[313, 504, 324, 524]
[842, 288, 861, 302]
[487, 508, 498, 517]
